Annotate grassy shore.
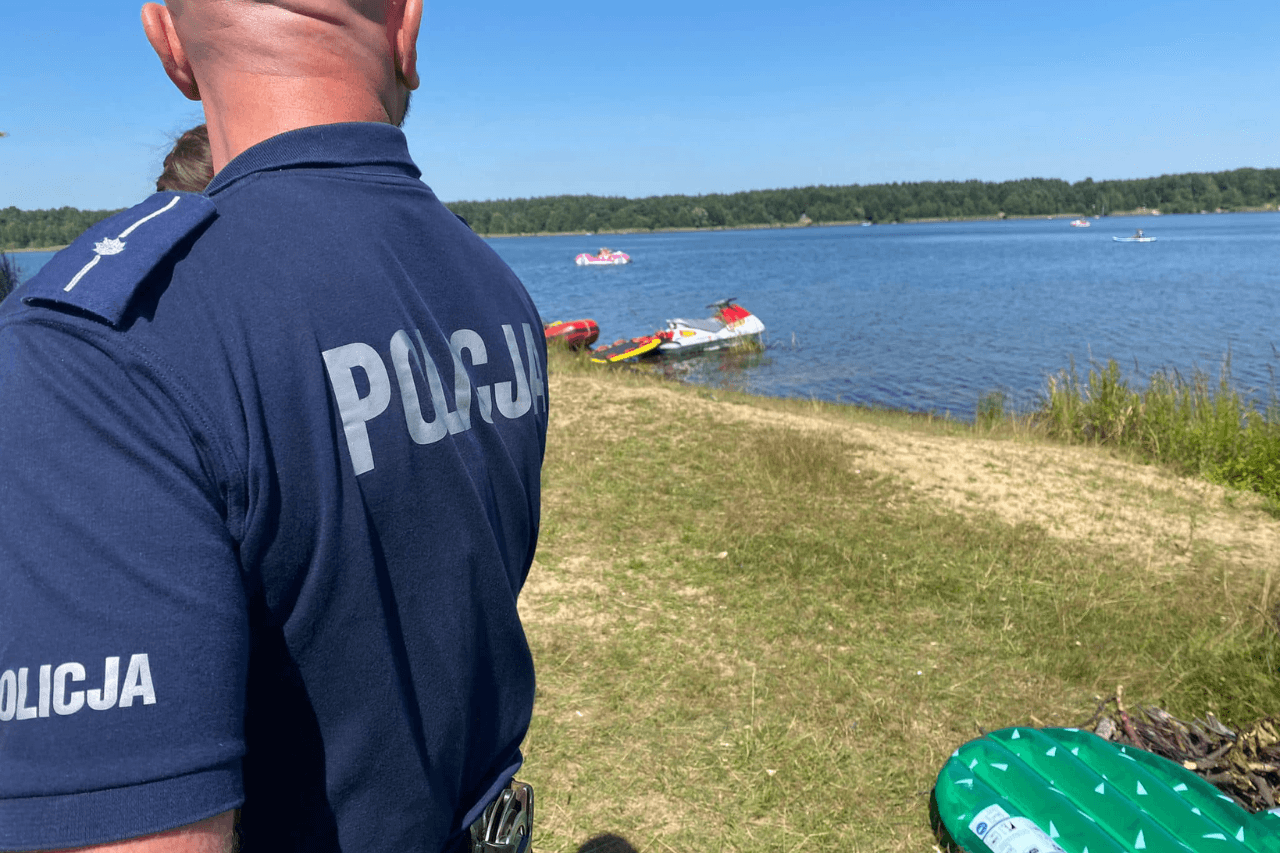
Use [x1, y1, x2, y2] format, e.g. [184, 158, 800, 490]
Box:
[519, 350, 1280, 852]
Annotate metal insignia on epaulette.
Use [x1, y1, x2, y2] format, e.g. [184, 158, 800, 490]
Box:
[23, 192, 217, 326]
[93, 238, 126, 256]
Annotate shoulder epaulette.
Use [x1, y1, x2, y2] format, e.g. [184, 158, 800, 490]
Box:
[22, 192, 217, 327]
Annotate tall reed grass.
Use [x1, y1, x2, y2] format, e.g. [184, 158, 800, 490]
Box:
[1037, 357, 1280, 504]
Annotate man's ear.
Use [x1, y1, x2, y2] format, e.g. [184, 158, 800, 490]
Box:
[142, 3, 201, 100]
[394, 0, 422, 91]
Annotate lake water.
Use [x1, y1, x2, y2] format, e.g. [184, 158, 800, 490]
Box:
[13, 212, 1280, 420]
[490, 212, 1280, 419]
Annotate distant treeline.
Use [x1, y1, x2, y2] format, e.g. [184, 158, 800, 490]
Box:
[3, 167, 1279, 248]
[0, 206, 124, 251]
[448, 168, 1280, 235]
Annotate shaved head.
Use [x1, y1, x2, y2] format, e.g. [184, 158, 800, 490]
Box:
[143, 0, 421, 171]
[163, 0, 395, 71]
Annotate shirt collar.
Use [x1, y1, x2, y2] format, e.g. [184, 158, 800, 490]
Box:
[206, 122, 421, 196]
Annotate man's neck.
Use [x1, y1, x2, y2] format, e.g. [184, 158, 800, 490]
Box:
[202, 74, 395, 172]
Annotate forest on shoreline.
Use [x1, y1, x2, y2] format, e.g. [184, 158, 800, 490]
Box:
[3, 166, 1278, 249]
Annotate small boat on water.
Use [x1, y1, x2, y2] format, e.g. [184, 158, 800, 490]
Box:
[1070, 218, 1091, 227]
[575, 248, 631, 266]
[591, 299, 765, 363]
[544, 318, 599, 350]
[1114, 229, 1156, 243]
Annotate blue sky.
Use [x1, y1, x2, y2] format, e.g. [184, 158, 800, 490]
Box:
[3, 1, 1279, 210]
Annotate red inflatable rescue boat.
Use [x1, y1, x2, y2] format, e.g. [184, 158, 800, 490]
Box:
[544, 318, 600, 350]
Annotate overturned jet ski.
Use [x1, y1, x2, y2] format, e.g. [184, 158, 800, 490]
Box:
[591, 299, 765, 363]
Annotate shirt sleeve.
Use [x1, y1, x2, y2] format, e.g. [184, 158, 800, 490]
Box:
[0, 317, 247, 850]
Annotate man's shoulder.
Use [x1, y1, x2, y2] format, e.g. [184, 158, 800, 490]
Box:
[18, 192, 217, 328]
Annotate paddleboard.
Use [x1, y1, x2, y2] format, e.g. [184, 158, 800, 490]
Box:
[589, 335, 661, 363]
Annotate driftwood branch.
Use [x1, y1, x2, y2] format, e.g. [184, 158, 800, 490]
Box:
[1083, 694, 1280, 812]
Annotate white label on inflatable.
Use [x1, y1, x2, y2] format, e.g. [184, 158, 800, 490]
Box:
[969, 805, 1065, 853]
[970, 805, 1011, 838]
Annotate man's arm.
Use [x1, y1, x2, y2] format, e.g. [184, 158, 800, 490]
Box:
[0, 319, 247, 848]
[43, 811, 236, 853]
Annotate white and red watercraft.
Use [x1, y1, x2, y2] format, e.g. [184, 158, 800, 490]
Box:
[591, 299, 765, 363]
[575, 248, 631, 266]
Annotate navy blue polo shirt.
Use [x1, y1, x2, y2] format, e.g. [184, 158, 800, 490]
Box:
[0, 123, 545, 851]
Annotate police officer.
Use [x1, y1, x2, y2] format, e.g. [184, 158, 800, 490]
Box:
[0, 1, 545, 851]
